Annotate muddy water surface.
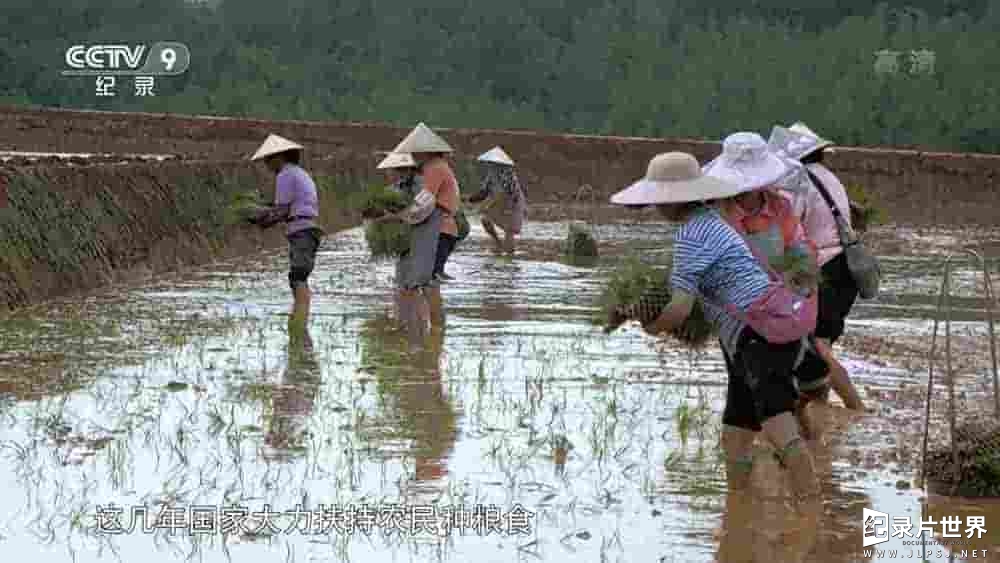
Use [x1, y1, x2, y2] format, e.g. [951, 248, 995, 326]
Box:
[0, 216, 999, 563]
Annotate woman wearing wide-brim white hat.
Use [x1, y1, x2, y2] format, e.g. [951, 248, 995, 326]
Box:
[704, 132, 836, 439]
[769, 122, 867, 412]
[249, 133, 323, 333]
[609, 151, 823, 509]
[466, 146, 527, 255]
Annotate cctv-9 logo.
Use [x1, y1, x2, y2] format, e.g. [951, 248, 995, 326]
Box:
[63, 42, 189, 75]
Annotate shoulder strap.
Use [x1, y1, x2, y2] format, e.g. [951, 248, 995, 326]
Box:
[805, 168, 856, 245]
[805, 169, 841, 218]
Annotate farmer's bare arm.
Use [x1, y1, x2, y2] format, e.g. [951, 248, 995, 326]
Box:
[643, 291, 695, 335]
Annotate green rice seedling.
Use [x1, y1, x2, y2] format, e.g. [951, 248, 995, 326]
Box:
[223, 190, 267, 225]
[597, 257, 715, 349]
[364, 221, 412, 260]
[772, 250, 824, 289]
[846, 184, 884, 232]
[352, 183, 411, 220]
[564, 224, 598, 258]
[354, 184, 415, 260]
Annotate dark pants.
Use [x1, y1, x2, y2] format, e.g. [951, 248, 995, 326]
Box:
[434, 233, 458, 276]
[288, 228, 322, 289]
[722, 328, 803, 432]
[816, 252, 859, 343]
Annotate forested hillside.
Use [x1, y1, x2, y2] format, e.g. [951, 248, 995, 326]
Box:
[1, 1, 997, 152]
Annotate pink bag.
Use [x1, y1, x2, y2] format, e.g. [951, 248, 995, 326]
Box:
[723, 222, 817, 344]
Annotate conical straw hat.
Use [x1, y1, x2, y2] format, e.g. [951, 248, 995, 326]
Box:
[391, 123, 453, 154]
[786, 122, 834, 157]
[250, 134, 303, 161]
[477, 146, 514, 166]
[611, 152, 742, 205]
[376, 152, 416, 170]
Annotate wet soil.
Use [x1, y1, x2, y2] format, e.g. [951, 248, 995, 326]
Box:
[0, 215, 998, 562]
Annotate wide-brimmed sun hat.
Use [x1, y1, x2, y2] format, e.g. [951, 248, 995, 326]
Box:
[702, 132, 796, 193]
[250, 134, 303, 161]
[391, 122, 453, 154]
[610, 152, 742, 206]
[769, 122, 835, 161]
[477, 146, 514, 166]
[376, 152, 416, 169]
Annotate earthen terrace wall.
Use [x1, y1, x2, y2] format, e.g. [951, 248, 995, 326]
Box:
[0, 105, 998, 310]
[3, 105, 999, 226]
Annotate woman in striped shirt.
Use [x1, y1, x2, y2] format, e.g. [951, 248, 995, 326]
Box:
[610, 151, 821, 513]
[705, 132, 831, 439]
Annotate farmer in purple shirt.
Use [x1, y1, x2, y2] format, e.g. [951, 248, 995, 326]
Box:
[249, 134, 323, 328]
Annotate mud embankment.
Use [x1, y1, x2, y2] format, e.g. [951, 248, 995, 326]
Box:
[3, 105, 1000, 225]
[0, 157, 360, 310]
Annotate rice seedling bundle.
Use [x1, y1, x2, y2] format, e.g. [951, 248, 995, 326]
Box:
[564, 224, 598, 258]
[597, 258, 715, 348]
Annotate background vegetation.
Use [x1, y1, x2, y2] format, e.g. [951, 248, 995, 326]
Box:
[1, 1, 997, 152]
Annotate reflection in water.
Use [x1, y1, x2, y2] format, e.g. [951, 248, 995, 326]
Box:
[0, 223, 995, 562]
[716, 405, 871, 562]
[262, 329, 321, 462]
[926, 495, 1000, 558]
[478, 259, 526, 323]
[359, 316, 460, 496]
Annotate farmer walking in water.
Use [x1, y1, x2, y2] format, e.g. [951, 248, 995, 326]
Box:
[249, 134, 324, 332]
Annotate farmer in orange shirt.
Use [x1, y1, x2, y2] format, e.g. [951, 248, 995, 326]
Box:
[390, 123, 461, 326]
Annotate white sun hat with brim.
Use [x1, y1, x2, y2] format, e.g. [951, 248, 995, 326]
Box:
[769, 123, 835, 161]
[610, 152, 743, 206]
[250, 134, 303, 161]
[376, 152, 417, 170]
[391, 122, 454, 154]
[701, 132, 796, 193]
[477, 146, 514, 166]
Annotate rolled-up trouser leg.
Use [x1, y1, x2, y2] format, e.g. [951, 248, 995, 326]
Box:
[720, 342, 760, 491]
[288, 228, 320, 290]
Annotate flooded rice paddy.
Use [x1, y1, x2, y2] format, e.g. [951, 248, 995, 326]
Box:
[0, 214, 999, 562]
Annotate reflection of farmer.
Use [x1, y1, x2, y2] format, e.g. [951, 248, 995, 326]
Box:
[249, 134, 324, 329]
[467, 147, 527, 255]
[372, 152, 441, 336]
[403, 327, 458, 484]
[389, 123, 460, 323]
[263, 330, 320, 461]
[360, 317, 458, 489]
